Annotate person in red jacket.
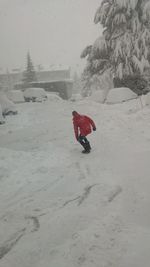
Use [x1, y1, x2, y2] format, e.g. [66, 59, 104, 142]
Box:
[72, 111, 96, 153]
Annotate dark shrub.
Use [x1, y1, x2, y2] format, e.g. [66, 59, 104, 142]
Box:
[114, 75, 149, 95]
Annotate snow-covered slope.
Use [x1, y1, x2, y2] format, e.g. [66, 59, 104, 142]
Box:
[0, 99, 150, 267]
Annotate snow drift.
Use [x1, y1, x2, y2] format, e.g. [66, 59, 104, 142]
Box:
[0, 92, 18, 115]
[90, 90, 106, 103]
[7, 90, 25, 103]
[47, 92, 62, 101]
[0, 104, 5, 124]
[70, 93, 82, 102]
[145, 92, 150, 106]
[106, 87, 137, 104]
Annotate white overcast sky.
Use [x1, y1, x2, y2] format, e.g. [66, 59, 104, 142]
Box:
[0, 0, 102, 72]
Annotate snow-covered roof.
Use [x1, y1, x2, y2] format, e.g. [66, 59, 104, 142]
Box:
[35, 65, 70, 71]
[30, 79, 73, 84]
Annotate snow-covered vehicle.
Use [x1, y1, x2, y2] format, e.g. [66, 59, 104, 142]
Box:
[7, 90, 25, 103]
[0, 92, 18, 116]
[23, 87, 47, 102]
[106, 87, 137, 104]
[47, 92, 62, 101]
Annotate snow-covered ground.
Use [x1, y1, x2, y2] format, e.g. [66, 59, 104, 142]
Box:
[0, 98, 150, 267]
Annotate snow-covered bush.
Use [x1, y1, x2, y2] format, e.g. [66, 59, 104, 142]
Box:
[0, 104, 5, 124]
[90, 90, 106, 103]
[7, 90, 25, 103]
[24, 87, 47, 102]
[106, 87, 137, 104]
[0, 92, 18, 115]
[114, 75, 148, 95]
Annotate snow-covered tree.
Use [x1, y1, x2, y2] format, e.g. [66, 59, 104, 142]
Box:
[81, 0, 150, 95]
[22, 52, 37, 85]
[73, 71, 82, 93]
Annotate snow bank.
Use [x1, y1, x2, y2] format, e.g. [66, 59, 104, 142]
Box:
[47, 92, 62, 101]
[70, 93, 82, 102]
[106, 87, 137, 104]
[90, 90, 106, 103]
[0, 92, 18, 115]
[145, 92, 150, 106]
[24, 87, 47, 102]
[0, 104, 5, 124]
[7, 90, 25, 103]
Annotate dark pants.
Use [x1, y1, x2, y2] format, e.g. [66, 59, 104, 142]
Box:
[78, 135, 91, 151]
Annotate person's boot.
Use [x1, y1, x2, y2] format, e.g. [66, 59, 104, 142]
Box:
[81, 145, 87, 153]
[82, 142, 91, 153]
[88, 142, 91, 150]
[82, 149, 90, 154]
[86, 141, 91, 151]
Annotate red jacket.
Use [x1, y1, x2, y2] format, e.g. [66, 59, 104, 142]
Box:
[73, 113, 96, 140]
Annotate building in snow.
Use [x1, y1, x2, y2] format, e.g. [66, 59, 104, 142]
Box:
[0, 67, 73, 100]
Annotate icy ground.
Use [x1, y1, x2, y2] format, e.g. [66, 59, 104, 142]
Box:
[0, 98, 150, 267]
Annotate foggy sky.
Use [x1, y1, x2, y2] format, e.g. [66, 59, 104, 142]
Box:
[0, 0, 102, 73]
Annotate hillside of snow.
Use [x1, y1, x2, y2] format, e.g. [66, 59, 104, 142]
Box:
[0, 98, 150, 267]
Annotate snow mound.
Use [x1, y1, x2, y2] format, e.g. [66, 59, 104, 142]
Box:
[0, 92, 18, 115]
[47, 92, 62, 101]
[70, 93, 82, 102]
[90, 90, 106, 103]
[145, 92, 150, 106]
[7, 90, 25, 103]
[0, 104, 5, 124]
[106, 87, 137, 104]
[23, 87, 47, 102]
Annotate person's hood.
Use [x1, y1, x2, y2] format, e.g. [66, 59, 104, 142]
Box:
[72, 112, 81, 120]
